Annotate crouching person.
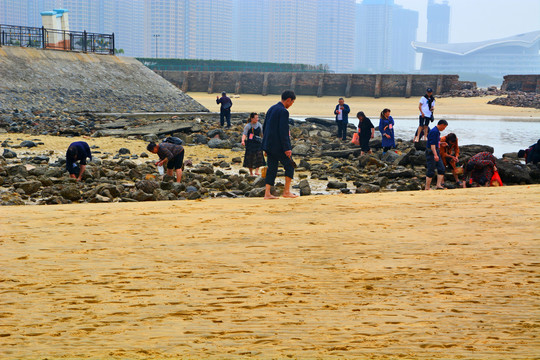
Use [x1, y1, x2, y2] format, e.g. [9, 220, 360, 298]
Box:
[147, 141, 184, 183]
[66, 141, 92, 181]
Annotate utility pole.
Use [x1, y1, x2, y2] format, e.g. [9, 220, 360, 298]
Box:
[153, 34, 160, 58]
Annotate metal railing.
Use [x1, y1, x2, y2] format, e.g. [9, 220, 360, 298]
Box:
[0, 24, 114, 55]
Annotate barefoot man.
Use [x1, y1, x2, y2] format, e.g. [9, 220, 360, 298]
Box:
[261, 90, 298, 199]
[425, 119, 448, 190]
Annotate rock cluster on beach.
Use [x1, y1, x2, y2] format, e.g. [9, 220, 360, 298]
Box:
[487, 92, 540, 109]
[440, 87, 540, 109]
[1, 113, 539, 206]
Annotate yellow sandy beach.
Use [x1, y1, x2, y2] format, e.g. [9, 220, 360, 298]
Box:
[1, 95, 540, 359]
[1, 185, 540, 359]
[190, 92, 540, 119]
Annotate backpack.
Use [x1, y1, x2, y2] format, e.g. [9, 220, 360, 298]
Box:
[162, 136, 183, 145]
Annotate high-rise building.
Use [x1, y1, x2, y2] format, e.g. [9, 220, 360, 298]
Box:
[355, 0, 418, 73]
[316, 0, 355, 73]
[392, 6, 418, 72]
[184, 0, 233, 60]
[427, 0, 450, 44]
[267, 0, 317, 65]
[0, 0, 34, 27]
[144, 0, 233, 60]
[144, 0, 187, 58]
[111, 0, 144, 57]
[234, 0, 269, 63]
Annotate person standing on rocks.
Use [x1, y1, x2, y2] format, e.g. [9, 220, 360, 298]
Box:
[216, 91, 233, 128]
[261, 90, 298, 199]
[425, 119, 448, 190]
[415, 88, 435, 142]
[66, 141, 92, 181]
[356, 111, 374, 155]
[379, 108, 395, 153]
[241, 112, 266, 175]
[334, 97, 350, 141]
[147, 141, 184, 183]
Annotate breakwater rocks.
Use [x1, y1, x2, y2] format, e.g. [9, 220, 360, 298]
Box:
[488, 92, 540, 109]
[2, 114, 539, 206]
[440, 87, 540, 109]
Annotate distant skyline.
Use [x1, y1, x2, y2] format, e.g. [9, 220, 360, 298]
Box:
[391, 0, 540, 44]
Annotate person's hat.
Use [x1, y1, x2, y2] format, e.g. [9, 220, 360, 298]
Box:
[426, 88, 433, 92]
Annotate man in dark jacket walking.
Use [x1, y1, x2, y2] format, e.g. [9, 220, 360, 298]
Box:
[261, 90, 297, 199]
[216, 91, 233, 128]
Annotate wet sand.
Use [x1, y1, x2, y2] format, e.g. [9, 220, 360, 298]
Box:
[1, 185, 539, 359]
[191, 92, 540, 119]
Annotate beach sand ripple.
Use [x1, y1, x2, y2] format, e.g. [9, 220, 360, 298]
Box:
[1, 186, 539, 359]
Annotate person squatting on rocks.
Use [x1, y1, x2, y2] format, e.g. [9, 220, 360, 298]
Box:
[356, 111, 374, 155]
[147, 141, 185, 183]
[334, 97, 350, 141]
[241, 112, 266, 176]
[261, 90, 298, 199]
[518, 139, 540, 165]
[379, 108, 395, 153]
[440, 132, 461, 185]
[464, 151, 498, 187]
[66, 141, 92, 181]
[425, 119, 448, 190]
[216, 91, 233, 128]
[415, 88, 435, 142]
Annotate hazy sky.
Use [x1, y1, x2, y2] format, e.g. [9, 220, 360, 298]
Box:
[391, 0, 540, 43]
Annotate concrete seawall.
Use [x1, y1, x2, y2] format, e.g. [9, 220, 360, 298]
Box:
[0, 47, 207, 113]
[154, 70, 472, 98]
[501, 75, 540, 93]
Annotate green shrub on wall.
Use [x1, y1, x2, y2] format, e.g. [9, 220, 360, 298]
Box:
[137, 58, 330, 73]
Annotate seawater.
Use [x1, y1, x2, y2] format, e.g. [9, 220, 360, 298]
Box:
[293, 117, 540, 158]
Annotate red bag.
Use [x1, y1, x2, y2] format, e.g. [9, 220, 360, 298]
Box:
[490, 170, 503, 187]
[351, 132, 360, 146]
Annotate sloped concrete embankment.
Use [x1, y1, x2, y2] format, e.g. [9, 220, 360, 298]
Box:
[0, 47, 207, 113]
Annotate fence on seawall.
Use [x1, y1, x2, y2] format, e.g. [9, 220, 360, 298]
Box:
[0, 24, 114, 55]
[154, 70, 473, 98]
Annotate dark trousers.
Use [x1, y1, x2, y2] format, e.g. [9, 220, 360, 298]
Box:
[265, 151, 295, 186]
[220, 110, 231, 127]
[337, 120, 348, 140]
[426, 148, 445, 177]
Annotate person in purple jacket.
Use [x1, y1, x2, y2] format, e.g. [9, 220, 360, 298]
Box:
[216, 91, 233, 128]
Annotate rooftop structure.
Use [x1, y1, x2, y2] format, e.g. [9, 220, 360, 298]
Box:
[412, 30, 540, 76]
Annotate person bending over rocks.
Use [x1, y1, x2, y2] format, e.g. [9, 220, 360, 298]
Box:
[440, 132, 461, 185]
[147, 141, 185, 183]
[464, 152, 498, 187]
[518, 139, 540, 165]
[66, 141, 92, 181]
